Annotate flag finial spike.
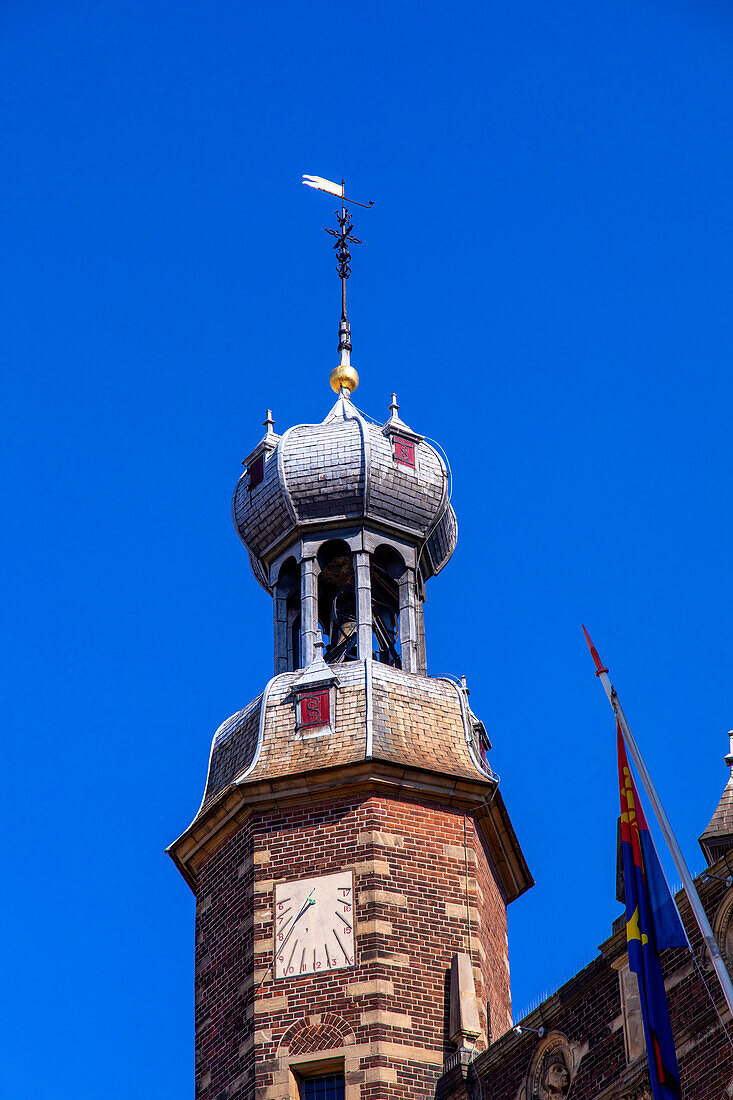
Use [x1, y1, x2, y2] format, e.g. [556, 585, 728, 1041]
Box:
[582, 624, 609, 676]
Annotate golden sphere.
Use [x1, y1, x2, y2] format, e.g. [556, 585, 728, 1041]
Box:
[329, 364, 359, 394]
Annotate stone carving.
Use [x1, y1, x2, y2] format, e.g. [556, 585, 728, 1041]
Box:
[538, 1052, 571, 1099]
[713, 886, 733, 967]
[619, 1075, 652, 1100]
[517, 1032, 585, 1100]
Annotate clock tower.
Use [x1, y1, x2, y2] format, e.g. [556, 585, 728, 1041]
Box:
[168, 189, 532, 1099]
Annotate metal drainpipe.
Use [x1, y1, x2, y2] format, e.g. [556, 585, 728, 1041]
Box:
[464, 813, 473, 969]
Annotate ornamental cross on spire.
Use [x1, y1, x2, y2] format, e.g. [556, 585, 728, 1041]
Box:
[302, 174, 373, 394]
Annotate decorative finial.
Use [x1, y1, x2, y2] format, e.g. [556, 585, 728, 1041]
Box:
[302, 174, 373, 394]
[263, 409, 275, 434]
[725, 731, 733, 772]
[389, 393, 400, 419]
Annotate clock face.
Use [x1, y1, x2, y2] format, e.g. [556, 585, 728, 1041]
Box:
[273, 870, 355, 979]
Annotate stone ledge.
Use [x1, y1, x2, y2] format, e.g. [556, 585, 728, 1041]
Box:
[354, 859, 391, 877]
[358, 830, 404, 849]
[445, 901, 480, 923]
[359, 889, 407, 908]
[360, 949, 410, 968]
[364, 1066, 398, 1083]
[361, 1009, 412, 1030]
[346, 979, 394, 997]
[360, 919, 392, 936]
[444, 844, 477, 863]
[369, 1040, 444, 1066]
[253, 994, 287, 1015]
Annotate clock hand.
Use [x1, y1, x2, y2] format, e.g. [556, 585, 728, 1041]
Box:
[332, 927, 351, 963]
[275, 890, 316, 961]
[256, 889, 317, 992]
[286, 938, 299, 972]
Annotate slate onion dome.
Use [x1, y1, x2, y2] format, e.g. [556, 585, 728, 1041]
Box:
[233, 392, 457, 590]
[232, 380, 458, 677]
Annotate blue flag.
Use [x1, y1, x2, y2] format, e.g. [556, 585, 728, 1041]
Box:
[618, 726, 685, 1100]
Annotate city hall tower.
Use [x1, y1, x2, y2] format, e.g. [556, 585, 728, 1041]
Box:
[168, 181, 532, 1100]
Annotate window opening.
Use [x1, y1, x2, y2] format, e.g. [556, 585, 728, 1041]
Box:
[393, 435, 416, 467]
[471, 718, 492, 770]
[299, 1074, 345, 1100]
[248, 453, 264, 489]
[371, 546, 404, 667]
[278, 558, 301, 671]
[318, 540, 358, 664]
[290, 613, 301, 671]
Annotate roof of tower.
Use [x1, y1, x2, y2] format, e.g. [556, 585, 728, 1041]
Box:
[232, 392, 458, 590]
[699, 732, 733, 866]
[196, 662, 487, 812]
[170, 661, 532, 902]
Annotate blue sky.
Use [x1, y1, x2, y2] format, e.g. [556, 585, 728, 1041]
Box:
[2, 1, 733, 1094]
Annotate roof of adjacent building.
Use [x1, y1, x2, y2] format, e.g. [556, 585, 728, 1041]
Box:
[232, 392, 458, 588]
[699, 733, 733, 865]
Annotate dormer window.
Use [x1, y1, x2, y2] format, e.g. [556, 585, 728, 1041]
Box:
[248, 453, 264, 490]
[297, 689, 330, 730]
[393, 436, 415, 467]
[472, 719, 492, 771]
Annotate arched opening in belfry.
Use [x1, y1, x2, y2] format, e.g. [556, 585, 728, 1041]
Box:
[371, 545, 403, 667]
[317, 539, 357, 663]
[277, 557, 301, 672]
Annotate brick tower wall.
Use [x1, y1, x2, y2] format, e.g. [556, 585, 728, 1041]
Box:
[194, 790, 511, 1099]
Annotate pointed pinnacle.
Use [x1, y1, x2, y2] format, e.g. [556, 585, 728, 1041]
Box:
[263, 409, 275, 433]
[582, 624, 609, 677]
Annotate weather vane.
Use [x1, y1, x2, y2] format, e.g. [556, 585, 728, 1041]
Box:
[302, 175, 374, 395]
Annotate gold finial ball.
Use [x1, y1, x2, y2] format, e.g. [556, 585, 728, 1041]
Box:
[329, 364, 359, 394]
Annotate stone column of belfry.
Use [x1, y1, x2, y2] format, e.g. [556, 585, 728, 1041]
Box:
[354, 549, 373, 660]
[273, 585, 288, 673]
[398, 567, 419, 673]
[300, 555, 319, 667]
[170, 369, 533, 1099]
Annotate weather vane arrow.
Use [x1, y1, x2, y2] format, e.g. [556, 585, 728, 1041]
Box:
[302, 175, 374, 208]
[302, 174, 374, 395]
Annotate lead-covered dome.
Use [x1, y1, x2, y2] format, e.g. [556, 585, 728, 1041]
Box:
[232, 392, 457, 589]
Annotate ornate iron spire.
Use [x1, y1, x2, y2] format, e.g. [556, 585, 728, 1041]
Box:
[302, 175, 373, 394]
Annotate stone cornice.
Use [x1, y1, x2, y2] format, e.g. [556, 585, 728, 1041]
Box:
[167, 758, 534, 901]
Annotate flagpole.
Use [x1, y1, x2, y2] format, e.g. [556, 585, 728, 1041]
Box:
[582, 627, 733, 1020]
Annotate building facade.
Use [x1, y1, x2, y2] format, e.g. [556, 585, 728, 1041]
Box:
[436, 755, 733, 1100]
